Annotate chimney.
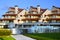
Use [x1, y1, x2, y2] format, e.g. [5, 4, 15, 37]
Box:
[37, 5, 40, 13]
[15, 5, 18, 14]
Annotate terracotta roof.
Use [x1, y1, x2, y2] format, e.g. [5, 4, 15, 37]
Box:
[6, 11, 15, 13]
[46, 13, 60, 16]
[9, 7, 23, 12]
[41, 9, 47, 12]
[22, 18, 40, 21]
[30, 6, 47, 13]
[0, 18, 15, 21]
[46, 18, 60, 21]
[53, 6, 60, 9]
[52, 10, 57, 12]
[40, 9, 47, 13]
[30, 6, 37, 9]
[2, 14, 17, 16]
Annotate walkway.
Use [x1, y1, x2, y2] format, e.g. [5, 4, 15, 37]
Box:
[12, 35, 36, 40]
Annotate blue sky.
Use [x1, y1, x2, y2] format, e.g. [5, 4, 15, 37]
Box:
[0, 0, 60, 18]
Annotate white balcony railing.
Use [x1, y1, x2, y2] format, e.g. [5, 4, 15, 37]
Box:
[49, 23, 60, 25]
[19, 27, 31, 29]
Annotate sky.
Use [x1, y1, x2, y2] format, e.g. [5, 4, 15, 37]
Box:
[0, 0, 60, 18]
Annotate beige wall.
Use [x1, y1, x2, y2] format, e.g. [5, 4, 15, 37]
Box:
[56, 16, 60, 18]
[47, 16, 60, 18]
[3, 16, 16, 19]
[14, 10, 28, 24]
[40, 10, 52, 22]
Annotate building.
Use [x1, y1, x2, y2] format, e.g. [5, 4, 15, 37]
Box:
[0, 5, 60, 34]
[0, 5, 27, 34]
[43, 6, 60, 27]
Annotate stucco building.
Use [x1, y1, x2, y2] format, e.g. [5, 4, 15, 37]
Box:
[0, 5, 60, 34]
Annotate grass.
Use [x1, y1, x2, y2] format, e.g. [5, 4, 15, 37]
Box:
[24, 33, 60, 40]
[0, 36, 15, 40]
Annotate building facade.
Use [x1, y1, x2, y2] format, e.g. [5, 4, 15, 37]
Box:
[0, 5, 60, 34]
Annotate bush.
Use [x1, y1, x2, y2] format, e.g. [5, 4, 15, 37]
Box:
[0, 29, 12, 36]
[0, 38, 3, 40]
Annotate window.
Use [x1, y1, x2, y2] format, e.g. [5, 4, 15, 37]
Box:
[20, 15, 22, 17]
[31, 16, 34, 18]
[42, 19, 44, 22]
[57, 21, 60, 23]
[24, 21, 26, 23]
[51, 15, 56, 18]
[49, 21, 51, 23]
[51, 20, 56, 23]
[28, 21, 32, 23]
[33, 12, 37, 14]
[28, 16, 31, 18]
[58, 12, 60, 13]
[44, 15, 46, 17]
[18, 20, 20, 22]
[15, 24, 17, 27]
[4, 25, 8, 29]
[36, 20, 39, 22]
[10, 11, 14, 14]
[9, 20, 13, 23]
[0, 20, 2, 22]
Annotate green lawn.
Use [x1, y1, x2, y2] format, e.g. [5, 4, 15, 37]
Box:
[24, 33, 60, 40]
[0, 36, 15, 40]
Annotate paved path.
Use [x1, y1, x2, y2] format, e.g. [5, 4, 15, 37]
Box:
[12, 35, 36, 40]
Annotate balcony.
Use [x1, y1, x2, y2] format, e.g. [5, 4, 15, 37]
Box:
[3, 17, 16, 19]
[46, 13, 60, 16]
[46, 18, 60, 21]
[49, 23, 60, 25]
[46, 16, 60, 18]
[52, 10, 57, 12]
[35, 22, 60, 26]
[0, 22, 7, 25]
[24, 14, 41, 16]
[2, 14, 17, 16]
[19, 27, 31, 29]
[43, 22, 60, 25]
[0, 18, 15, 21]
[22, 18, 40, 21]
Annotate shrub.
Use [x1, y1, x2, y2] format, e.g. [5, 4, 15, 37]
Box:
[0, 29, 12, 36]
[0, 38, 3, 40]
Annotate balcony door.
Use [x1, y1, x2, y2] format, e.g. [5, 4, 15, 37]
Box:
[4, 25, 8, 29]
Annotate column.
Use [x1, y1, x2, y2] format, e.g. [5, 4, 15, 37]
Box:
[22, 25, 23, 28]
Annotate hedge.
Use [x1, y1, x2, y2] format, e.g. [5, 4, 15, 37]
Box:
[0, 29, 12, 36]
